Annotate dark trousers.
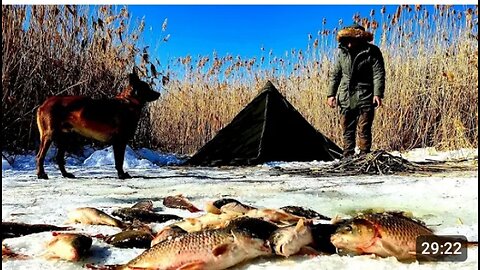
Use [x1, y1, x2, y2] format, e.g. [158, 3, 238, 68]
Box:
[340, 108, 375, 157]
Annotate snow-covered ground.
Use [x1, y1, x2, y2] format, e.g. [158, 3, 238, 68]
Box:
[2, 147, 478, 270]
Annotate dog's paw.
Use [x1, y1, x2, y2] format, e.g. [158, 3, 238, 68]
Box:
[37, 172, 49, 179]
[118, 172, 132, 179]
[62, 172, 76, 178]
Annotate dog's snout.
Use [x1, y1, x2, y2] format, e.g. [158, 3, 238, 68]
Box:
[146, 89, 160, 102]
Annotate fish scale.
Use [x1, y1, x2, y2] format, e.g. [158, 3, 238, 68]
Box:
[331, 212, 434, 261]
[124, 227, 271, 270]
[362, 213, 433, 244]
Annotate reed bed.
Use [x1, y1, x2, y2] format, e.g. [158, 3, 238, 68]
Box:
[150, 5, 478, 154]
[2, 5, 478, 156]
[2, 5, 164, 153]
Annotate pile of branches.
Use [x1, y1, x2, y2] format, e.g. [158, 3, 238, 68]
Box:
[329, 150, 420, 175]
[272, 150, 450, 177]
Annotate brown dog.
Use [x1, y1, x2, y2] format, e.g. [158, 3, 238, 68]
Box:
[36, 73, 160, 179]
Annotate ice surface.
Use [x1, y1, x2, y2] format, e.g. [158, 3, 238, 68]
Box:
[1, 148, 478, 270]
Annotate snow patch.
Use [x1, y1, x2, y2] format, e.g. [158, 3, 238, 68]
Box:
[83, 146, 155, 169]
[136, 148, 186, 166]
[391, 147, 478, 163]
[2, 146, 185, 171]
[2, 157, 13, 170]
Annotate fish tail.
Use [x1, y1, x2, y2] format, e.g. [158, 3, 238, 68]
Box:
[467, 241, 478, 248]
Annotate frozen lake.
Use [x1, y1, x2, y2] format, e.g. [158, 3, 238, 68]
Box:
[2, 147, 478, 270]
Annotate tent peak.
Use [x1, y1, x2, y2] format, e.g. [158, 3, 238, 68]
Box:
[261, 80, 278, 92]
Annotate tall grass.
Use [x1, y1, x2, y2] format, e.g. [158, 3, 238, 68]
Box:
[2, 5, 163, 153]
[2, 5, 478, 155]
[150, 5, 478, 154]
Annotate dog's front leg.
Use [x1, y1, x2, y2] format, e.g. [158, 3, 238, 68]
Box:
[113, 143, 131, 179]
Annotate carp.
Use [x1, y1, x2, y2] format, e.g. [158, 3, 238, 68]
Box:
[150, 225, 188, 247]
[45, 232, 92, 261]
[2, 221, 72, 240]
[173, 212, 243, 233]
[280, 206, 330, 220]
[130, 200, 154, 211]
[105, 230, 154, 249]
[330, 212, 434, 261]
[269, 219, 315, 257]
[67, 207, 124, 228]
[163, 194, 202, 213]
[206, 198, 257, 214]
[112, 208, 182, 223]
[88, 217, 277, 270]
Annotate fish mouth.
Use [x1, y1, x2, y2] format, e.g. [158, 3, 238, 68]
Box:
[330, 234, 339, 244]
[330, 235, 348, 249]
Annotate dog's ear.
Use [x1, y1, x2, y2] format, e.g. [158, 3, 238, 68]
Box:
[129, 72, 140, 86]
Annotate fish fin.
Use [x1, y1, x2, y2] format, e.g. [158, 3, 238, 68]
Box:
[177, 261, 205, 270]
[205, 202, 221, 214]
[294, 219, 305, 233]
[185, 217, 199, 225]
[212, 243, 231, 257]
[467, 241, 478, 247]
[221, 209, 242, 216]
[331, 215, 342, 224]
[378, 239, 412, 260]
[413, 252, 438, 262]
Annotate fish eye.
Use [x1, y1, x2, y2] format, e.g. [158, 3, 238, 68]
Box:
[344, 225, 353, 232]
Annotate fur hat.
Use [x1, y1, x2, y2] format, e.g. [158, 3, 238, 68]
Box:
[337, 23, 373, 42]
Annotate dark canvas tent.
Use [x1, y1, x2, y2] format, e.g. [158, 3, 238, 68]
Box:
[187, 81, 342, 166]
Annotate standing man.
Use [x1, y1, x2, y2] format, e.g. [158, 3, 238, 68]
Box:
[327, 23, 385, 158]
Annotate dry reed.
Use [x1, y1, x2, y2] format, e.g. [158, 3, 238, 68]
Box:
[2, 5, 478, 156]
[150, 5, 478, 154]
[2, 5, 165, 153]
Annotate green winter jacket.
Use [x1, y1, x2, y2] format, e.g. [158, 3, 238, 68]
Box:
[328, 43, 385, 111]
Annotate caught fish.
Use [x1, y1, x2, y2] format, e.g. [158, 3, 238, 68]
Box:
[330, 212, 434, 261]
[151, 225, 187, 247]
[2, 222, 72, 240]
[90, 217, 277, 270]
[245, 208, 303, 225]
[224, 217, 279, 241]
[121, 219, 153, 233]
[131, 200, 154, 211]
[105, 230, 153, 249]
[270, 219, 314, 257]
[112, 208, 182, 223]
[173, 212, 243, 233]
[45, 232, 92, 261]
[280, 206, 330, 220]
[174, 207, 301, 233]
[206, 198, 256, 214]
[163, 194, 202, 213]
[67, 207, 124, 228]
